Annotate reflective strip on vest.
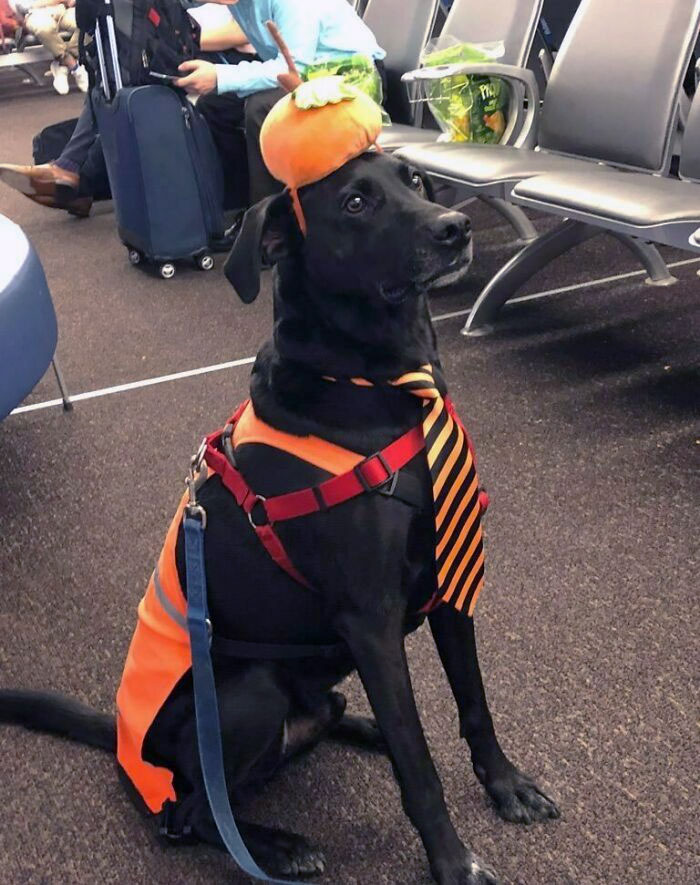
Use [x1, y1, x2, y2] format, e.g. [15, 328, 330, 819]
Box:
[153, 565, 188, 631]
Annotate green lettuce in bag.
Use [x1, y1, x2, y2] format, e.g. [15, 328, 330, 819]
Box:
[302, 54, 389, 122]
[421, 41, 508, 143]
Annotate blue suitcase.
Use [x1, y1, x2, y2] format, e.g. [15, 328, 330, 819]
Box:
[94, 85, 226, 278]
[91, 4, 226, 279]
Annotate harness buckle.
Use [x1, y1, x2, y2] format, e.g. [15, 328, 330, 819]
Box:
[376, 470, 400, 498]
[221, 422, 237, 468]
[158, 800, 193, 844]
[247, 494, 269, 528]
[354, 451, 396, 494]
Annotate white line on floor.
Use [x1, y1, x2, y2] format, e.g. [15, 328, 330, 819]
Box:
[11, 356, 256, 415]
[11, 256, 700, 417]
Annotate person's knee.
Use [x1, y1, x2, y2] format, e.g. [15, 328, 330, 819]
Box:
[244, 89, 283, 130]
[25, 14, 53, 38]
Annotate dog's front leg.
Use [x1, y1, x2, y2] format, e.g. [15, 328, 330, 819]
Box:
[429, 606, 559, 824]
[336, 610, 497, 885]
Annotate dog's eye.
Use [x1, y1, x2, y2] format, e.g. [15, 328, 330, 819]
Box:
[344, 194, 366, 214]
[410, 172, 425, 193]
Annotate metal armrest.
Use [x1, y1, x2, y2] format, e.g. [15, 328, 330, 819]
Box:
[402, 62, 541, 149]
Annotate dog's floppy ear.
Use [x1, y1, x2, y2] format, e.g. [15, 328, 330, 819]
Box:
[224, 191, 299, 303]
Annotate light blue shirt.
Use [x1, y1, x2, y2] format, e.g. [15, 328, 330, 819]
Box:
[215, 0, 385, 97]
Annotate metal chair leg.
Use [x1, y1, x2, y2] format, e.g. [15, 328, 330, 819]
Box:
[463, 219, 600, 336]
[608, 232, 678, 287]
[479, 195, 539, 245]
[16, 64, 46, 87]
[52, 357, 73, 411]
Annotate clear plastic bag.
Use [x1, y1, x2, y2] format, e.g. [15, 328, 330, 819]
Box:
[415, 38, 509, 143]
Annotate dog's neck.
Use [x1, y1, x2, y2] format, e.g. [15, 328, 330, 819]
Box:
[247, 260, 442, 447]
[270, 259, 440, 381]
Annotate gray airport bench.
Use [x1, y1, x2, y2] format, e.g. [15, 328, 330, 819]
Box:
[396, 0, 700, 334]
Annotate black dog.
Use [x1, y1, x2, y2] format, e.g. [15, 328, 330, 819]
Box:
[0, 152, 558, 884]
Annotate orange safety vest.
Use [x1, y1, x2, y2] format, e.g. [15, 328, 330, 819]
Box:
[116, 401, 370, 814]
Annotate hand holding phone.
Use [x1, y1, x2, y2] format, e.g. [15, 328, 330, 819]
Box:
[150, 71, 179, 83]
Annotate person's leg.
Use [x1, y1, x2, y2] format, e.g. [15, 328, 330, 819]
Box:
[198, 91, 246, 153]
[57, 7, 88, 90]
[53, 95, 98, 175]
[25, 7, 71, 94]
[198, 91, 249, 210]
[0, 95, 96, 214]
[58, 8, 79, 61]
[243, 87, 285, 204]
[25, 8, 65, 59]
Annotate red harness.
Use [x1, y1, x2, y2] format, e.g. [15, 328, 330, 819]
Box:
[201, 398, 488, 611]
[202, 400, 427, 590]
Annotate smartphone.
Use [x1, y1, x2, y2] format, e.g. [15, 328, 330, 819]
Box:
[150, 71, 179, 82]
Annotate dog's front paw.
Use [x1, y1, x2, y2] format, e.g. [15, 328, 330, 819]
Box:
[475, 761, 560, 825]
[329, 713, 387, 753]
[432, 851, 499, 885]
[254, 829, 326, 878]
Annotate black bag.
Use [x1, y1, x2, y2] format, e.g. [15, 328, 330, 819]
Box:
[77, 0, 200, 89]
[32, 118, 79, 165]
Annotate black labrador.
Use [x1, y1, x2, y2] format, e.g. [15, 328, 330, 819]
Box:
[0, 151, 558, 884]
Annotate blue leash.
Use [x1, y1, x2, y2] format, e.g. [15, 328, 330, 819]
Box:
[184, 512, 302, 884]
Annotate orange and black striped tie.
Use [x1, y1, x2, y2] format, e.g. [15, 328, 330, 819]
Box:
[391, 365, 485, 616]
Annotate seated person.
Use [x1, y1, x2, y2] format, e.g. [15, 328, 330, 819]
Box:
[0, 6, 253, 217]
[175, 0, 386, 206]
[14, 0, 88, 94]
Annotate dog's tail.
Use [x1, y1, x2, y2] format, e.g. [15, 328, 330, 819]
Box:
[0, 689, 116, 753]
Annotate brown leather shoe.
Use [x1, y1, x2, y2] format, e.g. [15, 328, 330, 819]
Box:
[0, 163, 92, 216]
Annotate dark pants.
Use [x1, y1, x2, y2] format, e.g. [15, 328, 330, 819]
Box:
[197, 87, 286, 206]
[53, 95, 110, 199]
[54, 96, 97, 175]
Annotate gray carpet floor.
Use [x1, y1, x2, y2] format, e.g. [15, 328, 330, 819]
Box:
[0, 90, 698, 885]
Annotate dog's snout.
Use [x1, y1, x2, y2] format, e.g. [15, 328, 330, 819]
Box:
[429, 211, 471, 246]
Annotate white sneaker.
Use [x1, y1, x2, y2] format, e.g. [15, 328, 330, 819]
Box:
[50, 60, 69, 95]
[71, 64, 89, 93]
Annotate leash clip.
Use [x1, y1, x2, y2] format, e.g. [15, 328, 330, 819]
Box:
[186, 437, 209, 527]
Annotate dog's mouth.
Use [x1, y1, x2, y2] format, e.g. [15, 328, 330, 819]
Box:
[426, 241, 474, 290]
[379, 243, 473, 305]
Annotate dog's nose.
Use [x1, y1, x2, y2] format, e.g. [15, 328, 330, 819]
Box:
[429, 211, 471, 245]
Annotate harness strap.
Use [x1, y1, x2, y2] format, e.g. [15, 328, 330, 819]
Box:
[205, 423, 425, 525]
[264, 424, 425, 522]
[202, 406, 426, 588]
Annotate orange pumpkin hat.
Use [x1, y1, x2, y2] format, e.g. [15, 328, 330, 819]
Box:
[260, 75, 384, 234]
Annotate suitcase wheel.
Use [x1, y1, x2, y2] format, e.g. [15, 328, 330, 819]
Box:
[159, 263, 176, 280]
[128, 249, 143, 266]
[196, 254, 215, 272]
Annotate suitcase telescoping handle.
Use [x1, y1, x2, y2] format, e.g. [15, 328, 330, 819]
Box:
[95, 0, 123, 101]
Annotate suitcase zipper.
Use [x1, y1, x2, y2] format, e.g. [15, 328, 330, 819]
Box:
[180, 100, 223, 237]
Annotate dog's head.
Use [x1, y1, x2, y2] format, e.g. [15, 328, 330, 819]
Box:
[225, 152, 472, 312]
